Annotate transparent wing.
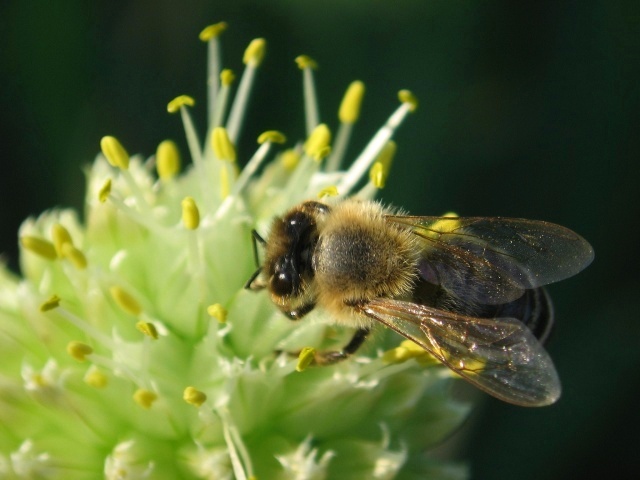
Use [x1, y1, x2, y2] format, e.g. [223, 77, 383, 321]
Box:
[387, 215, 594, 305]
[359, 298, 561, 407]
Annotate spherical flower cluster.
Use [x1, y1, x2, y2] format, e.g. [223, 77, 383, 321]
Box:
[0, 22, 469, 479]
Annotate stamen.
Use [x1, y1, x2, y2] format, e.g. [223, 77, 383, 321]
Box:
[183, 386, 207, 407]
[100, 136, 130, 170]
[398, 89, 419, 111]
[226, 38, 266, 143]
[317, 186, 339, 198]
[84, 366, 108, 388]
[51, 223, 73, 257]
[337, 91, 418, 197]
[327, 80, 366, 172]
[133, 388, 158, 409]
[181, 198, 207, 303]
[211, 127, 237, 162]
[339, 80, 366, 124]
[20, 236, 57, 260]
[181, 197, 200, 230]
[67, 341, 93, 362]
[167, 94, 196, 112]
[109, 286, 142, 317]
[281, 149, 300, 171]
[100, 136, 151, 213]
[207, 303, 227, 323]
[382, 340, 438, 366]
[167, 95, 205, 184]
[156, 140, 181, 181]
[98, 179, 111, 203]
[215, 130, 286, 220]
[295, 55, 320, 136]
[211, 69, 235, 129]
[199, 21, 228, 123]
[296, 347, 316, 372]
[136, 321, 159, 340]
[61, 243, 88, 270]
[280, 125, 331, 204]
[304, 124, 331, 160]
[198, 22, 228, 41]
[40, 295, 61, 312]
[356, 140, 397, 199]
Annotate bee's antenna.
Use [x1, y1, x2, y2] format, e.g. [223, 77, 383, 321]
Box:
[245, 229, 267, 290]
[251, 229, 266, 268]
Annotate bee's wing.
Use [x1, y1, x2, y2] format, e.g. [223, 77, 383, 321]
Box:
[387, 216, 594, 305]
[359, 298, 561, 407]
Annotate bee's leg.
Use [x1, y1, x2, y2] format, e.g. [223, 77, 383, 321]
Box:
[313, 327, 371, 365]
[284, 302, 316, 320]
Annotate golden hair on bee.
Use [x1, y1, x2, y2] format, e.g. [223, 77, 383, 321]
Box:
[246, 197, 594, 406]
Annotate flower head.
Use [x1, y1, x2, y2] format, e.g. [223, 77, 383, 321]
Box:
[0, 22, 469, 479]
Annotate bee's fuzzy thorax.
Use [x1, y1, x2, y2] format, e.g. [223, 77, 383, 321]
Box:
[312, 199, 419, 326]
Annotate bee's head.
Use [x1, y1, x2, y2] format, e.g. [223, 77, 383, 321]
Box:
[264, 207, 318, 299]
[246, 201, 330, 318]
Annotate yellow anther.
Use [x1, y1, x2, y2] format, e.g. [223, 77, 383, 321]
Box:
[296, 347, 316, 372]
[257, 130, 287, 145]
[156, 140, 181, 180]
[109, 286, 142, 316]
[442, 211, 459, 218]
[220, 69, 235, 86]
[207, 303, 227, 323]
[383, 340, 439, 367]
[181, 196, 200, 230]
[304, 124, 331, 160]
[183, 386, 207, 407]
[369, 140, 396, 189]
[280, 149, 300, 170]
[369, 163, 385, 189]
[67, 341, 93, 362]
[313, 145, 331, 162]
[398, 89, 418, 112]
[133, 389, 158, 409]
[243, 38, 266, 66]
[100, 136, 130, 170]
[98, 179, 112, 203]
[39, 295, 61, 312]
[211, 127, 236, 162]
[339, 80, 366, 124]
[20, 236, 57, 260]
[317, 186, 339, 198]
[427, 216, 462, 238]
[295, 55, 318, 70]
[167, 95, 195, 113]
[51, 223, 73, 257]
[136, 321, 159, 340]
[382, 340, 427, 364]
[61, 243, 88, 270]
[84, 367, 108, 388]
[199, 21, 228, 41]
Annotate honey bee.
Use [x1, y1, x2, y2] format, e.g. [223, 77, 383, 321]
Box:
[246, 199, 593, 406]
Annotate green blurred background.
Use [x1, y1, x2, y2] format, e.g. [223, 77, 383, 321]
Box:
[1, 1, 638, 478]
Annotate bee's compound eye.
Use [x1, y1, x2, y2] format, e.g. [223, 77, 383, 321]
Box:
[271, 271, 294, 296]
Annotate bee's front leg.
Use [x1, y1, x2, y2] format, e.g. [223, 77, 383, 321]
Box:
[312, 327, 371, 365]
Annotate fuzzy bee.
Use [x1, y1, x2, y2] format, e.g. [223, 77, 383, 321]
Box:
[246, 199, 593, 406]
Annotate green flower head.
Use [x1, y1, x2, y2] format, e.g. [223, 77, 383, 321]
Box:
[0, 22, 469, 480]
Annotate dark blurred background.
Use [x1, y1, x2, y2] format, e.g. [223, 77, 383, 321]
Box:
[1, 1, 638, 478]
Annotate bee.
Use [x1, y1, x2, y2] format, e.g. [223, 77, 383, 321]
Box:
[246, 199, 594, 407]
